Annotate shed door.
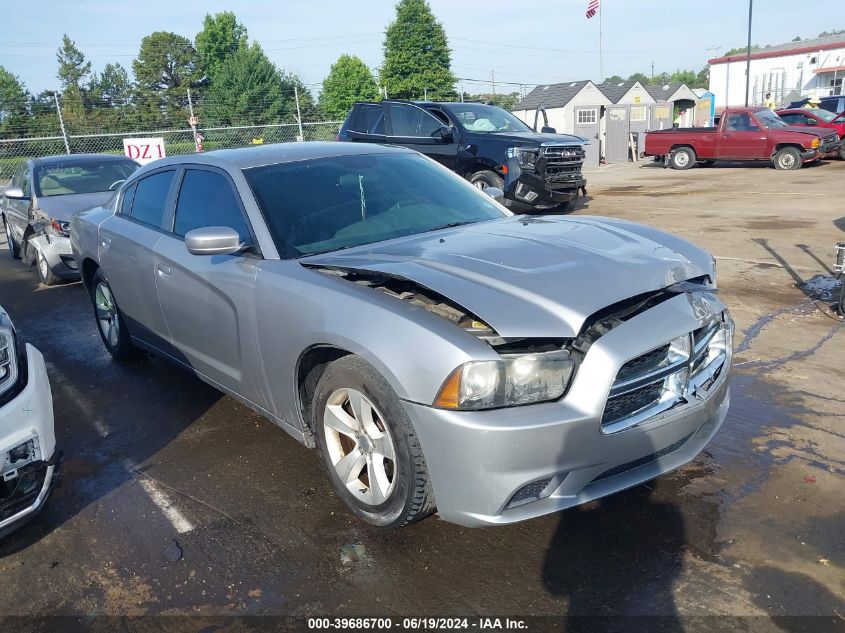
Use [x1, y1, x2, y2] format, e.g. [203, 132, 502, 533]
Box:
[573, 107, 601, 167]
[605, 106, 630, 163]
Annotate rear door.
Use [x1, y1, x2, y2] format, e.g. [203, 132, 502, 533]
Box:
[385, 102, 458, 169]
[153, 166, 264, 405]
[98, 169, 176, 351]
[717, 112, 767, 159]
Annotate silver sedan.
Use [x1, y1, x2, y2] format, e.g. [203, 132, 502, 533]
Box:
[70, 142, 732, 528]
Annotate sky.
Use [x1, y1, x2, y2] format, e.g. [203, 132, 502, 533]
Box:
[0, 0, 835, 96]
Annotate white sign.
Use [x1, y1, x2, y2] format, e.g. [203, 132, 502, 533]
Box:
[123, 137, 166, 165]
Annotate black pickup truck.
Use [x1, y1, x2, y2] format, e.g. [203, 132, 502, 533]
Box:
[338, 100, 588, 212]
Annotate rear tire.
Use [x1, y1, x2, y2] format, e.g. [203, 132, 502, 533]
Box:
[773, 147, 802, 170]
[313, 355, 435, 528]
[468, 170, 504, 191]
[669, 147, 695, 170]
[3, 216, 20, 259]
[35, 250, 59, 286]
[90, 269, 138, 360]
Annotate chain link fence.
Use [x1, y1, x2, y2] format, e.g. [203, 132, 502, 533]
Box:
[1, 121, 342, 179]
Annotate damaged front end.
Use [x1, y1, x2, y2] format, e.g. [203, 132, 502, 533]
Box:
[28, 216, 79, 280]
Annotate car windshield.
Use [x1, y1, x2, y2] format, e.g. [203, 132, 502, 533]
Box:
[244, 153, 507, 258]
[445, 103, 534, 133]
[754, 109, 787, 129]
[35, 160, 138, 197]
[808, 108, 838, 122]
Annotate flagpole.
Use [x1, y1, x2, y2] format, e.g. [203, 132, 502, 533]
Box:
[599, 1, 604, 82]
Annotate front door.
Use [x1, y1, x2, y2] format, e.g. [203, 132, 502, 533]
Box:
[574, 107, 601, 166]
[153, 166, 263, 405]
[385, 102, 459, 170]
[4, 164, 32, 245]
[98, 170, 176, 351]
[718, 112, 767, 159]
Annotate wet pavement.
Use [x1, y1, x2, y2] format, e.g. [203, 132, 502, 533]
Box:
[0, 160, 843, 631]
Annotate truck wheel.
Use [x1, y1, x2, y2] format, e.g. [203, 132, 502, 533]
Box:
[313, 355, 435, 528]
[669, 147, 695, 170]
[774, 147, 802, 170]
[91, 269, 139, 360]
[468, 170, 504, 191]
[3, 216, 20, 260]
[35, 250, 59, 286]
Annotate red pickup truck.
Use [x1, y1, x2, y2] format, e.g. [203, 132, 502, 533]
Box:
[644, 107, 841, 170]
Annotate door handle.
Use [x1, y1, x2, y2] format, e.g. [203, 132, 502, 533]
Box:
[156, 264, 171, 276]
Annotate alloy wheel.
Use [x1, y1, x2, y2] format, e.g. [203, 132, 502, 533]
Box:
[94, 281, 120, 348]
[674, 152, 690, 168]
[323, 387, 397, 506]
[473, 180, 489, 190]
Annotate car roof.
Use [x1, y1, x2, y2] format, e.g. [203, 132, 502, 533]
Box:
[31, 153, 137, 167]
[132, 141, 413, 174]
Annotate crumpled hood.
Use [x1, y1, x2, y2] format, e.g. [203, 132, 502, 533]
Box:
[302, 215, 714, 338]
[781, 125, 831, 139]
[36, 191, 115, 222]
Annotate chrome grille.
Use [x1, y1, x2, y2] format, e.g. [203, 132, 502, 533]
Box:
[542, 145, 585, 163]
[821, 133, 839, 153]
[601, 312, 732, 434]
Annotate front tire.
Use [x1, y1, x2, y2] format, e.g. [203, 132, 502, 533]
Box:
[90, 269, 138, 360]
[669, 147, 695, 170]
[3, 216, 20, 259]
[35, 250, 59, 286]
[468, 169, 504, 191]
[313, 355, 435, 527]
[773, 147, 802, 170]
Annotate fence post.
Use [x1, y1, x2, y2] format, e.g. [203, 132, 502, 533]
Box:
[187, 88, 201, 153]
[294, 86, 304, 142]
[54, 92, 71, 154]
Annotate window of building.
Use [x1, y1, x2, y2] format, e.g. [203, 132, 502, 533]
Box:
[630, 106, 647, 122]
[576, 109, 598, 125]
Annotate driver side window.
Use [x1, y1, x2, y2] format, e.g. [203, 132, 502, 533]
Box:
[387, 103, 443, 138]
[173, 169, 251, 244]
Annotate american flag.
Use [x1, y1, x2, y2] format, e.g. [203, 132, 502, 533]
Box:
[586, 0, 599, 19]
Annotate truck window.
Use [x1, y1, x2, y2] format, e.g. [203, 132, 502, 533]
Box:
[349, 105, 385, 135]
[725, 113, 759, 131]
[387, 103, 443, 138]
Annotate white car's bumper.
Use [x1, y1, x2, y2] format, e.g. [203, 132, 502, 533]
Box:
[29, 234, 79, 280]
[0, 344, 59, 537]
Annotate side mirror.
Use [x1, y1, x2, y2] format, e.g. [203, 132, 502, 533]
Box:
[3, 187, 26, 200]
[437, 126, 454, 143]
[483, 187, 505, 203]
[185, 226, 244, 256]
[541, 126, 557, 134]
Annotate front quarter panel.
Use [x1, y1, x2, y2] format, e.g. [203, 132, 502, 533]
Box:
[253, 261, 498, 429]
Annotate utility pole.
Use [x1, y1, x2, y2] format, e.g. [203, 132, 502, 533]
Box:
[187, 88, 201, 153]
[491, 69, 496, 96]
[744, 0, 754, 106]
[53, 92, 70, 154]
[599, 1, 603, 82]
[294, 85, 304, 141]
[651, 61, 654, 81]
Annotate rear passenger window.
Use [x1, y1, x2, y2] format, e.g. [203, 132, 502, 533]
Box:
[120, 182, 137, 215]
[174, 169, 250, 241]
[349, 105, 385, 135]
[130, 170, 175, 229]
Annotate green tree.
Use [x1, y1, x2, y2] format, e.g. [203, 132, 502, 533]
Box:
[56, 34, 91, 92]
[201, 43, 284, 125]
[627, 72, 650, 84]
[133, 32, 199, 126]
[89, 62, 133, 106]
[195, 11, 248, 81]
[0, 66, 29, 135]
[670, 69, 698, 86]
[319, 54, 379, 119]
[381, 0, 456, 99]
[650, 72, 672, 86]
[694, 67, 709, 89]
[463, 92, 520, 111]
[604, 75, 625, 84]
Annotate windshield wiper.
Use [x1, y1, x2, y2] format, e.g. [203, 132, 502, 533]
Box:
[424, 220, 478, 233]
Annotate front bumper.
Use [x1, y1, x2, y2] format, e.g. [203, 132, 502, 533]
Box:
[29, 234, 80, 280]
[504, 155, 586, 207]
[0, 344, 59, 537]
[403, 292, 731, 527]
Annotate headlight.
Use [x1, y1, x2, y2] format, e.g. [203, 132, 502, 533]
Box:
[434, 350, 575, 410]
[0, 322, 19, 397]
[48, 218, 70, 238]
[811, 138, 821, 149]
[507, 146, 539, 171]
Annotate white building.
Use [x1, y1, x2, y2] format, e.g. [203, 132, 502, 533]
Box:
[708, 34, 845, 108]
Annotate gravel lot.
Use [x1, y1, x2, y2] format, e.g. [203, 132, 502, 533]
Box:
[0, 158, 843, 631]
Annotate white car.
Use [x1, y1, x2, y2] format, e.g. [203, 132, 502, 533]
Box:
[0, 305, 59, 537]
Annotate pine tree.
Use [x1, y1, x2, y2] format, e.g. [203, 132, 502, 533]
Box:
[381, 0, 456, 99]
[320, 55, 379, 119]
